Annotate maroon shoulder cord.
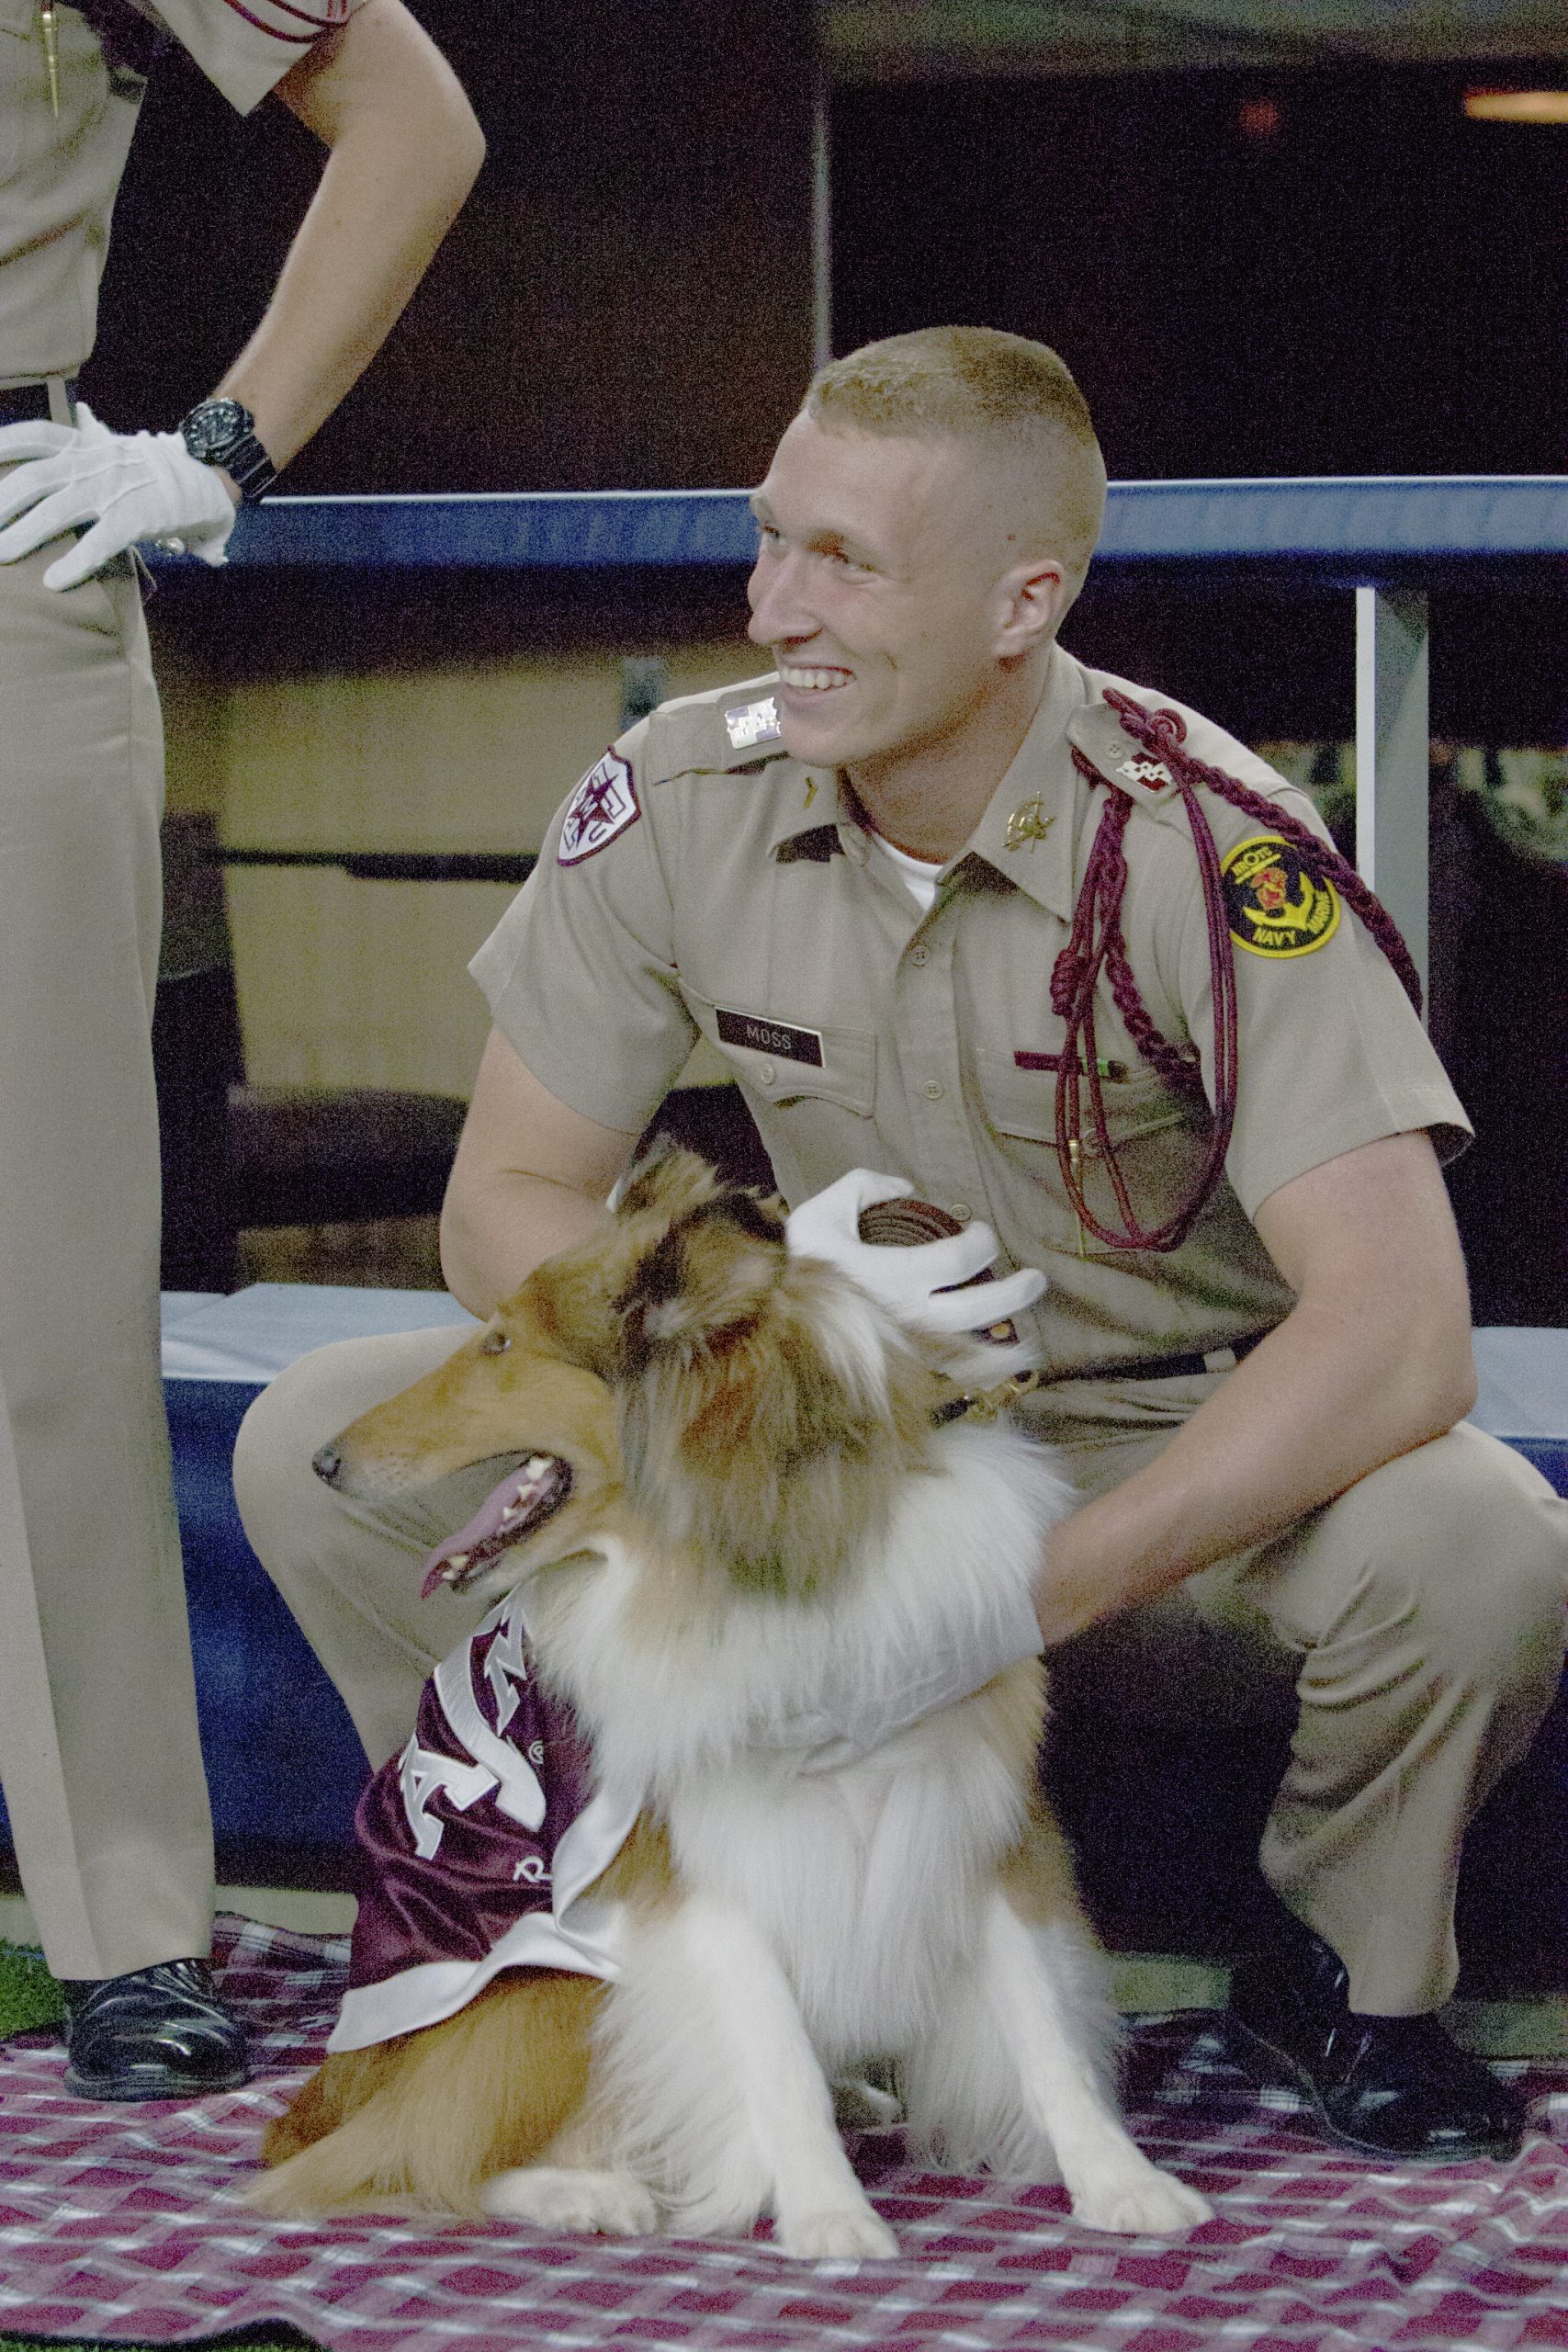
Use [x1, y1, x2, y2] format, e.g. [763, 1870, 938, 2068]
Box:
[1051, 691, 1423, 1254]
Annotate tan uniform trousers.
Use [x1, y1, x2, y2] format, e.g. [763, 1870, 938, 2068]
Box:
[231, 1323, 1568, 2018]
[0, 533, 215, 1979]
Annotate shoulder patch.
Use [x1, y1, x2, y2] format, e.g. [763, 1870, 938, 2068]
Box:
[722, 693, 782, 751]
[558, 752, 639, 865]
[1221, 833, 1340, 959]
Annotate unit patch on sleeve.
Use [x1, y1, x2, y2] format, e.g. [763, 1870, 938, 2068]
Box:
[558, 752, 639, 865]
[1221, 833, 1341, 959]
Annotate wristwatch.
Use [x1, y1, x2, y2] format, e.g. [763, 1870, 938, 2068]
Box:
[177, 397, 278, 505]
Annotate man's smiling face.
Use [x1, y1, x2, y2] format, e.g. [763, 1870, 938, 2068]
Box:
[745, 412, 1028, 788]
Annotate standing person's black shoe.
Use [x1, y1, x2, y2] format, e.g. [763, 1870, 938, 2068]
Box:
[61, 1958, 249, 2100]
[1226, 1894, 1525, 2163]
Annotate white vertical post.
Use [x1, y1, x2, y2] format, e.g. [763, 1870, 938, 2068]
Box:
[1354, 584, 1430, 1012]
[810, 69, 833, 370]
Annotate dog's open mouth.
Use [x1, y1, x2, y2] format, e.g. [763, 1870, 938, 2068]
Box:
[420, 1453, 574, 1597]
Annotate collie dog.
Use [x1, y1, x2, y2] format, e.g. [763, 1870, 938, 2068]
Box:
[254, 1151, 1211, 2254]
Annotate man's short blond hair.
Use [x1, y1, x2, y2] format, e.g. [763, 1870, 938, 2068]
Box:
[806, 325, 1107, 595]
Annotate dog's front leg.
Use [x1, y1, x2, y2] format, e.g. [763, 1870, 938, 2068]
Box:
[978, 1894, 1213, 2235]
[602, 1894, 897, 2262]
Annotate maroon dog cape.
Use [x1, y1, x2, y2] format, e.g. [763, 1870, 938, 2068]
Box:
[331, 1592, 639, 2052]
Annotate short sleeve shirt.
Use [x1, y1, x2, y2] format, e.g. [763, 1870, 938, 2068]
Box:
[472, 650, 1470, 1380]
[1, 0, 366, 380]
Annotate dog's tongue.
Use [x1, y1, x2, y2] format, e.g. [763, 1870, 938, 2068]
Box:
[420, 1453, 571, 1597]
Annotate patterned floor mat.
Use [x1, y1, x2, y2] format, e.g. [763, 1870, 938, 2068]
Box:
[0, 1916, 1564, 2352]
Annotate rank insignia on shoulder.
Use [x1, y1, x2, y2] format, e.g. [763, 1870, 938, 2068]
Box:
[1116, 753, 1174, 790]
[1221, 833, 1340, 959]
[723, 695, 782, 751]
[558, 752, 639, 865]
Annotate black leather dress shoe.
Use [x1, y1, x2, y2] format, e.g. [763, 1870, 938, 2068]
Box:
[1226, 1897, 1525, 2164]
[61, 1959, 249, 2100]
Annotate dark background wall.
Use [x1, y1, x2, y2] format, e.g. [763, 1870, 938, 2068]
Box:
[86, 0, 818, 493]
[829, 62, 1568, 482]
[93, 33, 1568, 492]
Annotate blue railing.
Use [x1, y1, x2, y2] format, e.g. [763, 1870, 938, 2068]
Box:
[199, 477, 1568, 574]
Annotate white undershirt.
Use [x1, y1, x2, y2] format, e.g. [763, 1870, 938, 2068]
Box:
[868, 831, 944, 914]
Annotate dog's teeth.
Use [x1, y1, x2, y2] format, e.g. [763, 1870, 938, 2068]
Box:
[446, 1552, 469, 1573]
[525, 1454, 550, 1476]
[501, 1504, 519, 1521]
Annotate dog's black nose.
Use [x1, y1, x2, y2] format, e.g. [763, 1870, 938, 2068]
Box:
[312, 1443, 343, 1487]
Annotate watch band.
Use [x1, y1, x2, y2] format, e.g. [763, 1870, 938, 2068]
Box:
[178, 397, 279, 506]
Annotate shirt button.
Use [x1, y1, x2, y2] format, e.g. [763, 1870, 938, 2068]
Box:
[950, 1203, 973, 1224]
[760, 1061, 776, 1085]
[923, 1079, 944, 1101]
[908, 944, 929, 967]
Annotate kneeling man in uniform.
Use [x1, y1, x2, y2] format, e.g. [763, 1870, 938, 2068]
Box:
[235, 326, 1568, 2164]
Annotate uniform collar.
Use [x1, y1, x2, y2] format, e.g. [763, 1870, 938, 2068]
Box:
[770, 769, 865, 865]
[766, 646, 1095, 906]
[961, 647, 1088, 922]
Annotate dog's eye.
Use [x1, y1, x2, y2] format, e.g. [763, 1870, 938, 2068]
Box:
[480, 1329, 512, 1356]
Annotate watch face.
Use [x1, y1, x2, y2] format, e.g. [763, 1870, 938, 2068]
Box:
[182, 398, 251, 463]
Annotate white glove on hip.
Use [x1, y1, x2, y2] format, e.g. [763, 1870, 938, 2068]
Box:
[784, 1168, 1047, 1336]
[0, 401, 238, 590]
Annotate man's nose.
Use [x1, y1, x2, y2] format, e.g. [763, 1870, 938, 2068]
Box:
[746, 545, 810, 645]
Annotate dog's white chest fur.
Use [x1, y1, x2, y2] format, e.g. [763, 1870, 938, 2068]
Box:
[668, 1713, 1025, 2063]
[547, 1417, 1063, 2064]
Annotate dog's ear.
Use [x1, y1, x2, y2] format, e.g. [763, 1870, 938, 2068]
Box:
[613, 1190, 786, 1372]
[612, 1187, 934, 1596]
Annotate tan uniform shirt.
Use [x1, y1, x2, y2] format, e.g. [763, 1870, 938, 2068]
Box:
[473, 648, 1470, 1382]
[0, 0, 363, 383]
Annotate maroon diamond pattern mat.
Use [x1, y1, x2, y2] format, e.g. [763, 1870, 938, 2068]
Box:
[0, 1916, 1563, 2351]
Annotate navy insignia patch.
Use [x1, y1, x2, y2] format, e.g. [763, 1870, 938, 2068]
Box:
[558, 752, 638, 865]
[1221, 833, 1341, 959]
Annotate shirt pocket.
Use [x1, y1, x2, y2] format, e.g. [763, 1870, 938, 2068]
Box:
[976, 1050, 1214, 1248]
[976, 1051, 1189, 1154]
[682, 985, 876, 1114]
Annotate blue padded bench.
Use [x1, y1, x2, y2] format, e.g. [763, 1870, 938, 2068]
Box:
[1, 1291, 1563, 1984]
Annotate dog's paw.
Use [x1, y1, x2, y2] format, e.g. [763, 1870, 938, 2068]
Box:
[1068, 2159, 1213, 2237]
[481, 2165, 660, 2236]
[778, 2202, 899, 2262]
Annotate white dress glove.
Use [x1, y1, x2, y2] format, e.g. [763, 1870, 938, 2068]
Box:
[765, 1579, 1048, 1774]
[784, 1169, 1047, 1336]
[0, 401, 238, 590]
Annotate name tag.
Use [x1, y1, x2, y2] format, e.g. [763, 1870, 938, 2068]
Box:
[716, 1008, 824, 1067]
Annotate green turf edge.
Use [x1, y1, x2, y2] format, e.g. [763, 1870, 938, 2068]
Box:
[0, 1942, 63, 2039]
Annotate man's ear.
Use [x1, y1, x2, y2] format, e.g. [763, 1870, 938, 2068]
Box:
[993, 558, 1068, 659]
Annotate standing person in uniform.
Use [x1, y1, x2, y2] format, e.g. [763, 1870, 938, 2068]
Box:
[0, 0, 481, 2098]
[231, 327, 1568, 2164]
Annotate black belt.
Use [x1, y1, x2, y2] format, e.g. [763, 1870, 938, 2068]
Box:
[0, 379, 74, 429]
[1055, 1328, 1271, 1386]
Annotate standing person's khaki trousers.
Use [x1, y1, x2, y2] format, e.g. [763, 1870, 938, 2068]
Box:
[231, 1324, 1568, 2017]
[0, 534, 215, 1979]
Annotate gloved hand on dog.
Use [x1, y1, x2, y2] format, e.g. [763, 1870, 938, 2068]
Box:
[768, 1579, 1050, 1774]
[0, 403, 238, 590]
[784, 1169, 1047, 1336]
